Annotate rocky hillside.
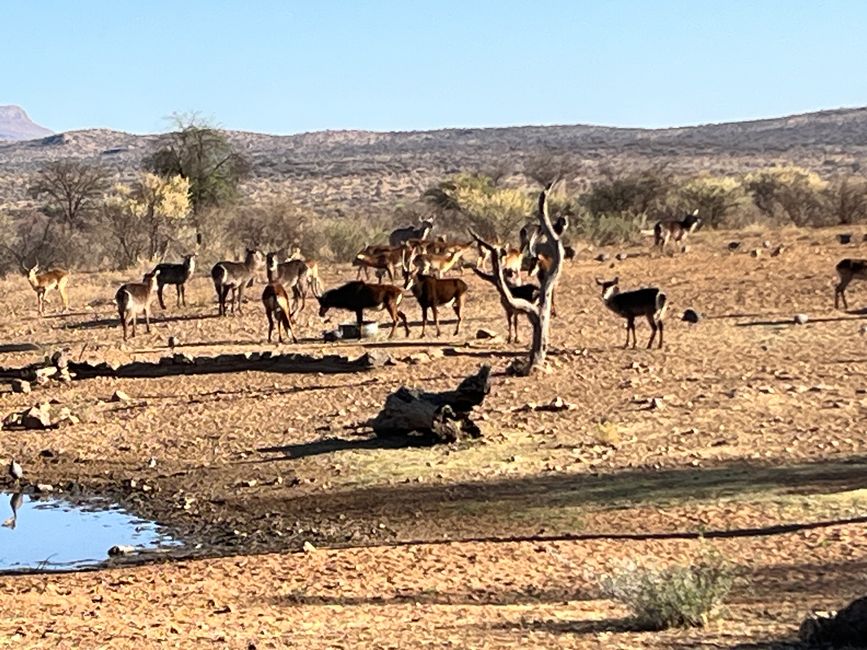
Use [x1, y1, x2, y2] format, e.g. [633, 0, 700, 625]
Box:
[0, 105, 52, 141]
[1, 107, 866, 211]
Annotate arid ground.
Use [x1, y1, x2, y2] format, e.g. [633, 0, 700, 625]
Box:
[1, 227, 866, 648]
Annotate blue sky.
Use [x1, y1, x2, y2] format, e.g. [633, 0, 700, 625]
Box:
[2, 1, 867, 135]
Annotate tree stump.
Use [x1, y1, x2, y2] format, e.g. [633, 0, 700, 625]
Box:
[365, 365, 491, 444]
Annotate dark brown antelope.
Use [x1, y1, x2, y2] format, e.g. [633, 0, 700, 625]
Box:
[317, 281, 410, 339]
[116, 270, 160, 340]
[834, 258, 867, 309]
[653, 210, 701, 253]
[597, 277, 667, 349]
[26, 264, 70, 316]
[403, 270, 468, 337]
[151, 254, 196, 309]
[353, 247, 408, 283]
[266, 253, 310, 315]
[473, 268, 539, 343]
[389, 219, 434, 248]
[262, 283, 298, 343]
[211, 248, 264, 316]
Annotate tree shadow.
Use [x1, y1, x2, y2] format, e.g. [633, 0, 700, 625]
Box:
[735, 314, 866, 327]
[62, 312, 223, 331]
[257, 434, 425, 461]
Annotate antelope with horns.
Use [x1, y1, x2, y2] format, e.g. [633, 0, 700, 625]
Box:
[151, 254, 196, 309]
[116, 270, 160, 340]
[653, 210, 701, 253]
[834, 258, 867, 310]
[473, 268, 539, 343]
[317, 281, 409, 339]
[403, 269, 468, 337]
[597, 276, 667, 349]
[26, 264, 69, 316]
[211, 248, 264, 316]
[262, 283, 298, 344]
[389, 219, 434, 248]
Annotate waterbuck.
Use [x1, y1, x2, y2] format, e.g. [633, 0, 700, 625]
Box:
[262, 283, 298, 344]
[403, 270, 468, 337]
[151, 254, 196, 309]
[116, 270, 160, 340]
[653, 210, 701, 253]
[26, 264, 70, 316]
[834, 258, 867, 309]
[389, 219, 434, 248]
[353, 246, 408, 283]
[211, 248, 264, 316]
[317, 281, 409, 339]
[597, 277, 667, 349]
[266, 253, 311, 315]
[473, 268, 539, 343]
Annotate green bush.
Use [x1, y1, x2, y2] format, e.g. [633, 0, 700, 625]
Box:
[574, 211, 645, 246]
[600, 551, 736, 630]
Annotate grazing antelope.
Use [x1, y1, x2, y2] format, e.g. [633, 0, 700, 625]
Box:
[473, 268, 539, 343]
[211, 248, 264, 316]
[151, 254, 196, 309]
[653, 210, 701, 253]
[262, 283, 298, 343]
[116, 270, 160, 340]
[834, 258, 867, 310]
[317, 281, 410, 339]
[26, 264, 69, 316]
[597, 277, 667, 349]
[403, 270, 468, 337]
[389, 219, 434, 248]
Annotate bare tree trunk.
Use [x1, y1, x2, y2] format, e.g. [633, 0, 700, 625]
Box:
[471, 185, 566, 376]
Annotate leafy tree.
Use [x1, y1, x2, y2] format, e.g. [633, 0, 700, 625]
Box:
[825, 175, 867, 225]
[580, 166, 672, 219]
[28, 160, 110, 228]
[673, 175, 746, 228]
[743, 165, 828, 226]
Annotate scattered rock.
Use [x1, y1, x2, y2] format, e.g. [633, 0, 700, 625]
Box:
[107, 545, 135, 557]
[682, 309, 701, 324]
[762, 240, 772, 248]
[171, 352, 195, 365]
[750, 248, 762, 258]
[595, 252, 609, 262]
[35, 483, 54, 493]
[837, 233, 853, 244]
[860, 324, 867, 336]
[406, 352, 431, 365]
[110, 390, 131, 403]
[615, 252, 628, 261]
[475, 328, 498, 339]
[358, 350, 396, 368]
[167, 336, 180, 349]
[727, 241, 741, 251]
[770, 244, 785, 257]
[302, 541, 317, 553]
[793, 313, 809, 325]
[4, 403, 53, 430]
[10, 379, 31, 394]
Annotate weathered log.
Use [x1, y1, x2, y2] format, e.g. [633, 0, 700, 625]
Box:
[366, 364, 491, 443]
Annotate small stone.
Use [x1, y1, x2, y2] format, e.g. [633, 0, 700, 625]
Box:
[615, 252, 628, 261]
[110, 390, 131, 403]
[837, 233, 853, 245]
[727, 241, 741, 251]
[751, 248, 762, 258]
[107, 545, 135, 557]
[595, 252, 609, 262]
[770, 244, 785, 257]
[35, 483, 54, 493]
[793, 313, 809, 325]
[682, 308, 701, 324]
[475, 328, 498, 340]
[302, 541, 317, 553]
[860, 324, 867, 336]
[762, 240, 772, 248]
[11, 379, 31, 394]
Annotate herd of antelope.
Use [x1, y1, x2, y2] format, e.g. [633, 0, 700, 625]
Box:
[20, 210, 867, 349]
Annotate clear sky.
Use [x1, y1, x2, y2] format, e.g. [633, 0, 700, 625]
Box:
[3, 1, 867, 135]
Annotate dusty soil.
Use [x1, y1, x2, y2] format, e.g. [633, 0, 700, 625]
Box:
[1, 226, 866, 648]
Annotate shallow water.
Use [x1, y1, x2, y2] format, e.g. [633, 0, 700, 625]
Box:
[0, 490, 179, 572]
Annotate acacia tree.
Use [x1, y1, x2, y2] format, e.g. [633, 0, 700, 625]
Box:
[471, 185, 566, 376]
[145, 115, 249, 244]
[28, 160, 110, 228]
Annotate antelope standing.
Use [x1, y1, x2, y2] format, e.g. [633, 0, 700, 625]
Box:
[317, 281, 409, 339]
[406, 245, 468, 278]
[211, 248, 264, 316]
[353, 246, 408, 283]
[26, 264, 70, 316]
[834, 258, 867, 310]
[473, 268, 539, 343]
[597, 277, 667, 349]
[151, 254, 196, 309]
[266, 254, 311, 315]
[262, 283, 298, 343]
[653, 210, 701, 253]
[116, 270, 160, 340]
[403, 270, 468, 337]
[389, 219, 434, 248]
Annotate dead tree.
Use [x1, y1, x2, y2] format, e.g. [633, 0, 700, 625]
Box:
[471, 185, 566, 375]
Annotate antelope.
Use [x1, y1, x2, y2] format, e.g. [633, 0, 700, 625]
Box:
[389, 219, 434, 248]
[403, 269, 468, 337]
[26, 264, 70, 316]
[654, 210, 701, 253]
[317, 281, 410, 339]
[116, 270, 160, 340]
[834, 258, 867, 309]
[151, 254, 196, 309]
[211, 248, 264, 316]
[353, 244, 393, 281]
[406, 245, 468, 278]
[266, 253, 310, 315]
[597, 277, 667, 349]
[304, 259, 323, 298]
[262, 283, 298, 344]
[472, 268, 539, 343]
[354, 247, 408, 283]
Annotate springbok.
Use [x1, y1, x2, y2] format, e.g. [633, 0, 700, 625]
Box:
[403, 270, 468, 337]
[834, 258, 867, 310]
[262, 283, 298, 343]
[597, 277, 667, 349]
[317, 281, 409, 339]
[116, 270, 160, 340]
[653, 210, 701, 253]
[151, 254, 196, 309]
[211, 248, 264, 316]
[26, 264, 70, 316]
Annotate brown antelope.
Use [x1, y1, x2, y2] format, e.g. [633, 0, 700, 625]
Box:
[473, 268, 539, 343]
[151, 254, 196, 309]
[266, 254, 310, 315]
[834, 258, 867, 309]
[317, 281, 409, 339]
[262, 283, 298, 343]
[26, 264, 70, 316]
[597, 277, 667, 349]
[353, 247, 408, 283]
[116, 270, 160, 340]
[653, 210, 701, 253]
[304, 259, 323, 298]
[403, 270, 468, 337]
[389, 219, 434, 248]
[406, 245, 468, 278]
[211, 248, 264, 316]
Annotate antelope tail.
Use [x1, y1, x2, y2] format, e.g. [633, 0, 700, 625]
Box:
[655, 291, 668, 321]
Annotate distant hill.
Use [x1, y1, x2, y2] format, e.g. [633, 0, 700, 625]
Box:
[0, 105, 52, 141]
[1, 107, 866, 211]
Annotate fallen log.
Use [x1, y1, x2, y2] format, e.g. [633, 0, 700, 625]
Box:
[365, 364, 491, 444]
